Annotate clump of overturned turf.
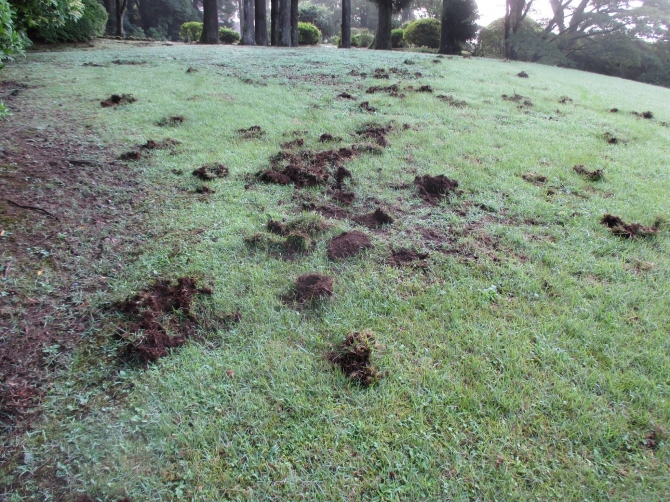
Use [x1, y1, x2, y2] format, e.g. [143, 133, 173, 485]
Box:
[237, 125, 265, 138]
[257, 147, 357, 187]
[157, 115, 185, 127]
[101, 93, 136, 107]
[319, 133, 340, 142]
[609, 108, 619, 113]
[118, 150, 142, 161]
[360, 101, 377, 112]
[437, 94, 466, 107]
[329, 331, 379, 386]
[141, 138, 180, 150]
[517, 71, 529, 78]
[632, 111, 654, 119]
[414, 174, 459, 205]
[417, 85, 433, 93]
[603, 132, 619, 144]
[352, 207, 394, 229]
[331, 189, 355, 205]
[192, 163, 229, 180]
[337, 92, 354, 99]
[289, 273, 334, 303]
[356, 123, 392, 147]
[387, 248, 429, 268]
[559, 96, 573, 104]
[373, 68, 390, 79]
[367, 84, 404, 98]
[600, 214, 660, 238]
[502, 93, 532, 107]
[282, 138, 304, 149]
[116, 277, 212, 364]
[573, 165, 604, 181]
[327, 230, 373, 260]
[522, 172, 548, 184]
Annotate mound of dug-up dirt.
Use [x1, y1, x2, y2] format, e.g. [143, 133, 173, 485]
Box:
[258, 147, 357, 187]
[327, 231, 373, 259]
[522, 172, 547, 184]
[387, 248, 429, 268]
[237, 125, 265, 138]
[101, 93, 136, 107]
[141, 138, 180, 150]
[352, 207, 394, 229]
[289, 273, 334, 303]
[116, 277, 212, 364]
[192, 163, 229, 180]
[573, 165, 604, 181]
[329, 332, 379, 386]
[414, 174, 459, 205]
[600, 214, 659, 239]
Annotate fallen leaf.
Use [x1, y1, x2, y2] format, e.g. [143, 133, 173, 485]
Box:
[226, 370, 235, 378]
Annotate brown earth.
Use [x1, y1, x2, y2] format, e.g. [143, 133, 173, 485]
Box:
[141, 138, 180, 150]
[329, 332, 378, 386]
[414, 174, 459, 205]
[387, 249, 429, 268]
[417, 85, 433, 93]
[600, 214, 659, 239]
[517, 71, 529, 78]
[319, 133, 340, 142]
[101, 93, 136, 108]
[373, 68, 390, 79]
[118, 150, 143, 161]
[559, 96, 573, 104]
[282, 138, 304, 149]
[288, 274, 334, 303]
[609, 108, 619, 113]
[360, 101, 377, 112]
[437, 95, 466, 107]
[237, 125, 265, 139]
[116, 277, 212, 364]
[603, 132, 618, 144]
[331, 189, 355, 205]
[192, 163, 229, 180]
[337, 92, 354, 99]
[157, 115, 185, 127]
[502, 93, 532, 107]
[367, 84, 404, 98]
[357, 124, 392, 147]
[258, 147, 357, 187]
[573, 165, 604, 181]
[352, 208, 394, 229]
[632, 111, 653, 119]
[327, 231, 373, 259]
[522, 172, 548, 184]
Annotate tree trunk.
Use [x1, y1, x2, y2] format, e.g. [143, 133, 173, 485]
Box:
[341, 0, 351, 48]
[372, 1, 392, 50]
[255, 0, 268, 45]
[290, 0, 299, 47]
[137, 0, 152, 32]
[439, 0, 453, 54]
[200, 0, 219, 43]
[279, 0, 291, 46]
[242, 0, 256, 45]
[115, 0, 128, 37]
[271, 0, 279, 45]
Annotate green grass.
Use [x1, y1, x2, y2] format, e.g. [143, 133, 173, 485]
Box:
[2, 40, 670, 500]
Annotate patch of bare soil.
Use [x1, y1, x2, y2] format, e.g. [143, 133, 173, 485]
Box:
[437, 94, 466, 107]
[373, 68, 390, 79]
[360, 101, 377, 112]
[573, 165, 603, 181]
[414, 174, 459, 205]
[337, 92, 354, 99]
[258, 147, 357, 187]
[522, 172, 547, 184]
[517, 71, 529, 78]
[603, 132, 619, 144]
[327, 231, 373, 259]
[609, 108, 619, 113]
[319, 133, 340, 142]
[387, 249, 429, 268]
[101, 93, 136, 107]
[282, 138, 304, 149]
[331, 189, 355, 205]
[116, 277, 212, 364]
[329, 332, 378, 386]
[157, 115, 185, 127]
[118, 150, 143, 161]
[352, 207, 394, 229]
[356, 124, 392, 147]
[502, 93, 532, 107]
[367, 84, 404, 98]
[600, 214, 659, 238]
[286, 273, 333, 304]
[559, 96, 573, 104]
[141, 138, 180, 150]
[192, 163, 229, 180]
[417, 85, 433, 93]
[237, 125, 265, 139]
[632, 111, 654, 119]
[312, 204, 350, 219]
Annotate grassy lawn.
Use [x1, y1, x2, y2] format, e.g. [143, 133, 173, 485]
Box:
[1, 40, 670, 500]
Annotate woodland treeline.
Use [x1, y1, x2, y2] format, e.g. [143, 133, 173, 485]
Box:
[0, 0, 669, 88]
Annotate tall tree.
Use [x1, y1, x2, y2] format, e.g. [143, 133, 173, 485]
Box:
[279, 0, 291, 45]
[504, 0, 532, 59]
[291, 0, 299, 45]
[439, 0, 478, 54]
[271, 0, 279, 44]
[369, 0, 411, 50]
[115, 0, 129, 36]
[255, 0, 267, 45]
[341, 0, 351, 47]
[200, 0, 219, 42]
[241, 0, 255, 44]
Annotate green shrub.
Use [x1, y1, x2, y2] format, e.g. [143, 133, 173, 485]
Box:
[0, 0, 25, 59]
[298, 22, 321, 45]
[31, 0, 107, 43]
[391, 28, 405, 48]
[352, 30, 374, 48]
[180, 21, 202, 42]
[219, 27, 240, 44]
[404, 18, 441, 49]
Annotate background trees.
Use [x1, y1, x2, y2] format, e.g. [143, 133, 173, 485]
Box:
[439, 0, 477, 54]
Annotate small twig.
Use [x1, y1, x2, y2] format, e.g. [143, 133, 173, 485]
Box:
[35, 225, 63, 245]
[6, 199, 59, 220]
[3, 260, 10, 280]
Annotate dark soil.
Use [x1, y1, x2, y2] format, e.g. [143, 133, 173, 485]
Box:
[437, 94, 466, 107]
[327, 230, 373, 260]
[559, 96, 573, 104]
[289, 273, 334, 303]
[118, 150, 142, 161]
[111, 59, 146, 65]
[334, 166, 352, 185]
[258, 147, 357, 187]
[157, 115, 185, 127]
[417, 85, 433, 93]
[116, 277, 212, 364]
[609, 108, 619, 113]
[387, 249, 429, 268]
[195, 185, 215, 194]
[600, 214, 659, 239]
[517, 71, 529, 78]
[329, 332, 378, 386]
[237, 125, 265, 139]
[632, 111, 654, 119]
[101, 93, 136, 107]
[319, 133, 340, 142]
[337, 92, 354, 99]
[573, 165, 604, 181]
[502, 93, 532, 107]
[282, 138, 304, 149]
[432, 59, 441, 64]
[360, 101, 377, 112]
[331, 189, 355, 205]
[641, 430, 659, 450]
[367, 84, 404, 98]
[352, 208, 394, 229]
[356, 124, 392, 147]
[522, 172, 548, 184]
[186, 67, 197, 73]
[603, 132, 618, 144]
[414, 174, 459, 205]
[373, 68, 390, 79]
[312, 204, 350, 219]
[192, 164, 229, 180]
[141, 138, 180, 150]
